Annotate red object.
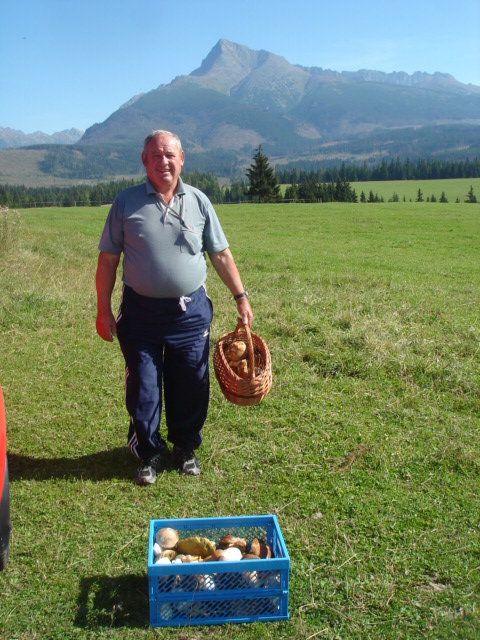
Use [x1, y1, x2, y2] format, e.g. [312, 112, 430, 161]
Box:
[0, 385, 5, 495]
[0, 383, 11, 570]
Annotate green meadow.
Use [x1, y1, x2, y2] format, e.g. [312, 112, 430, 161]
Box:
[350, 178, 480, 203]
[0, 201, 479, 639]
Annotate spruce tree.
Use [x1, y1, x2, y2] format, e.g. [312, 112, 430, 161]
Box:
[246, 146, 281, 203]
[465, 185, 477, 203]
[284, 183, 298, 201]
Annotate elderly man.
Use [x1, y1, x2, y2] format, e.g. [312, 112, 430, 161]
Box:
[96, 130, 252, 484]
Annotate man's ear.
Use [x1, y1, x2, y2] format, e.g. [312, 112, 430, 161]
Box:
[141, 151, 147, 167]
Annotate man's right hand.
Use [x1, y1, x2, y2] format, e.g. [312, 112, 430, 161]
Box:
[96, 310, 117, 342]
[95, 251, 120, 342]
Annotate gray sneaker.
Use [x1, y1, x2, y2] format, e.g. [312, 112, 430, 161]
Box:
[134, 453, 162, 485]
[171, 446, 200, 476]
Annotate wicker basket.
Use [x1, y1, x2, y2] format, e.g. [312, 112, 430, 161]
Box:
[213, 321, 272, 406]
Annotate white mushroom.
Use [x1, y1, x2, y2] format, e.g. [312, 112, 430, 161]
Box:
[218, 546, 243, 562]
[219, 534, 248, 553]
[196, 574, 216, 591]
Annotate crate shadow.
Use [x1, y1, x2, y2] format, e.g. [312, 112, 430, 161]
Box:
[75, 574, 150, 629]
[7, 447, 137, 482]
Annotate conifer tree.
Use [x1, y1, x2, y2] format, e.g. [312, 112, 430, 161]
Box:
[246, 146, 281, 203]
[465, 185, 477, 203]
[284, 183, 298, 201]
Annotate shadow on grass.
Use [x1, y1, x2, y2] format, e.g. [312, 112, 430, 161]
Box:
[7, 447, 140, 481]
[75, 574, 150, 629]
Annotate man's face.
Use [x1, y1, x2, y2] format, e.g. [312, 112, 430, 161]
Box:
[142, 135, 185, 194]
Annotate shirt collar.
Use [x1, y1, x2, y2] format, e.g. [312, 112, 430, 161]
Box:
[146, 177, 186, 198]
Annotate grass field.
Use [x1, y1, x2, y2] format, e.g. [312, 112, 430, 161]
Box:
[0, 201, 479, 639]
[350, 178, 480, 204]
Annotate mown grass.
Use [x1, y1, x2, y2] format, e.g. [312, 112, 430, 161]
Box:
[0, 201, 479, 639]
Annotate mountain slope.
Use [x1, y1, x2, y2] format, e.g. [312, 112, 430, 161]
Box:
[2, 39, 480, 183]
[80, 39, 480, 152]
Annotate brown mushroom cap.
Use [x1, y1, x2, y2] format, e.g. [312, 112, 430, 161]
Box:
[236, 360, 249, 379]
[155, 527, 179, 549]
[250, 537, 272, 558]
[226, 340, 247, 361]
[204, 549, 225, 562]
[218, 534, 248, 553]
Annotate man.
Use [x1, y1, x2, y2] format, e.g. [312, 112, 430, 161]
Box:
[96, 130, 253, 485]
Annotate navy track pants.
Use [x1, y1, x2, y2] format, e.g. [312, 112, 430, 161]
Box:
[116, 284, 213, 461]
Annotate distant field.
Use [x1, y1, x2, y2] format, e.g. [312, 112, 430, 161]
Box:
[0, 149, 52, 186]
[0, 149, 97, 188]
[350, 178, 480, 203]
[278, 178, 480, 204]
[0, 149, 144, 188]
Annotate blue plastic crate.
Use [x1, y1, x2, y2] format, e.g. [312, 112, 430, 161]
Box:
[148, 514, 290, 627]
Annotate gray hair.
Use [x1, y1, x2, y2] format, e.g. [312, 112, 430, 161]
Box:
[143, 129, 183, 154]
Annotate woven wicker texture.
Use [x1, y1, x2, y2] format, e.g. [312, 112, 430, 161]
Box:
[213, 321, 272, 406]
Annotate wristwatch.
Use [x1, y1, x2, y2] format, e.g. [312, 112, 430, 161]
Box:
[234, 291, 249, 301]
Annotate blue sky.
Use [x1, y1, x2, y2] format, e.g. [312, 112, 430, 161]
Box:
[1, 0, 479, 135]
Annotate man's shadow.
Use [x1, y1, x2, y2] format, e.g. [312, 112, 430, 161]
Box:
[7, 447, 175, 482]
[9, 449, 172, 628]
[75, 574, 150, 629]
[7, 447, 133, 481]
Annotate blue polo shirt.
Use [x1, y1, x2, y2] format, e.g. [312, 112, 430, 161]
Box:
[98, 178, 229, 298]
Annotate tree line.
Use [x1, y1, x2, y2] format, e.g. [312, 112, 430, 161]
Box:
[1, 153, 479, 209]
[0, 179, 142, 209]
[276, 157, 480, 184]
[0, 170, 357, 207]
[0, 172, 224, 209]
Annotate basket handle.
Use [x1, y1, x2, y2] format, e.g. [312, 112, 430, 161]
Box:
[235, 319, 256, 381]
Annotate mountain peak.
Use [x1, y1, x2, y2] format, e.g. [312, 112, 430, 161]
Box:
[190, 39, 275, 91]
[7, 39, 479, 176]
[0, 126, 84, 149]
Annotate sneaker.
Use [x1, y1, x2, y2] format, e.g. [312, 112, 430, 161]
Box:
[134, 452, 162, 486]
[171, 446, 200, 476]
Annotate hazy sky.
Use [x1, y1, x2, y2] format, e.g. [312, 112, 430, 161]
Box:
[1, 0, 479, 134]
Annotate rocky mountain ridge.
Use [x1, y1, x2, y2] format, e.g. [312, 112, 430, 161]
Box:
[0, 127, 84, 150]
[190, 39, 479, 95]
[79, 39, 480, 151]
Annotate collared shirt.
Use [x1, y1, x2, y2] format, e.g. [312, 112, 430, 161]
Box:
[98, 178, 229, 298]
